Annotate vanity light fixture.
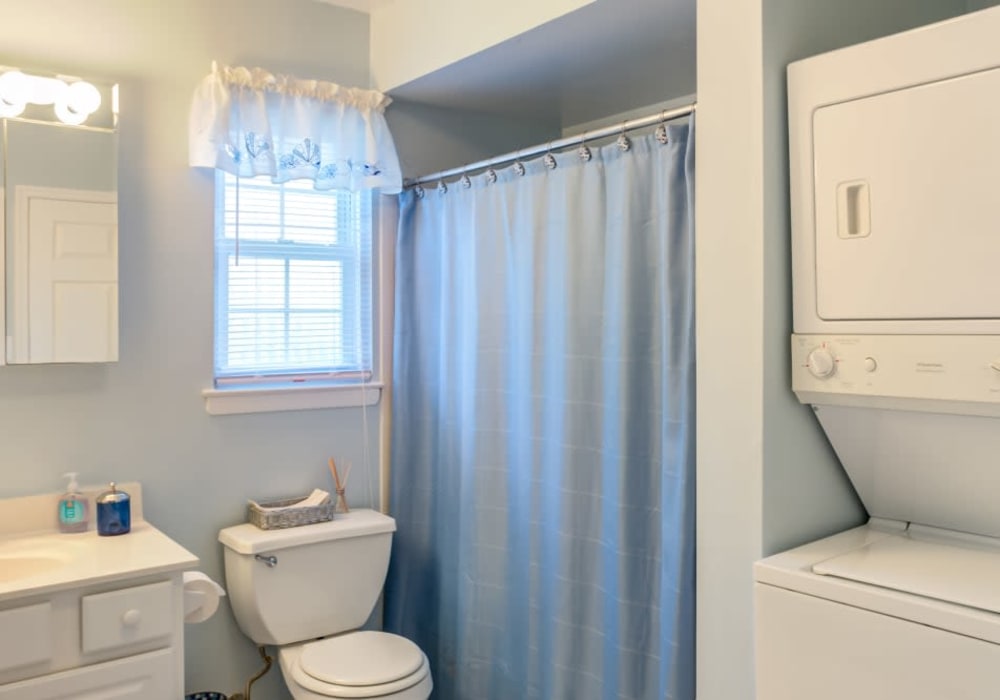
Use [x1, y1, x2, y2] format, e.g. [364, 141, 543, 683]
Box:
[0, 69, 102, 126]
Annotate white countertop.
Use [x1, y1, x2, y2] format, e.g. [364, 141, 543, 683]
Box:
[0, 485, 198, 603]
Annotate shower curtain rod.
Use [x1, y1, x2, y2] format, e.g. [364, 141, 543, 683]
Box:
[406, 101, 697, 187]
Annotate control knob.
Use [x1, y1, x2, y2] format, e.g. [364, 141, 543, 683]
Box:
[806, 347, 836, 379]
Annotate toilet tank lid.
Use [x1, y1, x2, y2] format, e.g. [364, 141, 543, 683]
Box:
[219, 508, 396, 555]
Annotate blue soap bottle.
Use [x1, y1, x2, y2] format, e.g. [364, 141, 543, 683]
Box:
[58, 472, 89, 533]
[96, 482, 131, 536]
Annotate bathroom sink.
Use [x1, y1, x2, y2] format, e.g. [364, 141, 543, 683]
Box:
[0, 554, 67, 582]
[0, 537, 83, 583]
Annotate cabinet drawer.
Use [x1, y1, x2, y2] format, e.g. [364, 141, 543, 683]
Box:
[0, 602, 53, 674]
[81, 581, 173, 655]
[0, 648, 175, 700]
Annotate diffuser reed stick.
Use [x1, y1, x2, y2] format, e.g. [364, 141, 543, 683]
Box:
[328, 457, 351, 513]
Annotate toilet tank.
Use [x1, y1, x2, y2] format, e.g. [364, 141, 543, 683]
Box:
[219, 509, 396, 646]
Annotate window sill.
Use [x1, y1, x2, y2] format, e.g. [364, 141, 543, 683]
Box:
[203, 382, 383, 416]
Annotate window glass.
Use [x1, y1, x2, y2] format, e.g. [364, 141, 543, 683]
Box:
[214, 173, 373, 386]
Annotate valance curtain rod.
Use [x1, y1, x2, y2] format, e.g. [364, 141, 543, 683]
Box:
[407, 101, 696, 187]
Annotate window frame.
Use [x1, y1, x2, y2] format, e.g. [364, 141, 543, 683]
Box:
[204, 173, 387, 415]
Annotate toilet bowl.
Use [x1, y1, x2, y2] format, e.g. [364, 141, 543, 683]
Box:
[279, 630, 432, 699]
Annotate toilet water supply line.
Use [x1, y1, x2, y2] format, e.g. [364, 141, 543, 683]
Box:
[229, 645, 273, 700]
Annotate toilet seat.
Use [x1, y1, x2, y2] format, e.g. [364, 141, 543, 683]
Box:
[301, 631, 424, 686]
[281, 631, 431, 699]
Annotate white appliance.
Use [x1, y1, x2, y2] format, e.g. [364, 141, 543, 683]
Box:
[788, 6, 1000, 336]
[756, 6, 1000, 700]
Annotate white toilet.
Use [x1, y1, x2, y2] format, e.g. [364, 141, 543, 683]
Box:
[218, 509, 432, 700]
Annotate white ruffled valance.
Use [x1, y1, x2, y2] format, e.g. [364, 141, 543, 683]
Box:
[188, 64, 402, 193]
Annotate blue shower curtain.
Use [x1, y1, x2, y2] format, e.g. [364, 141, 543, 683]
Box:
[385, 121, 695, 700]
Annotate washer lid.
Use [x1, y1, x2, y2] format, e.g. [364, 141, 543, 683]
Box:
[813, 526, 1000, 614]
[300, 631, 424, 686]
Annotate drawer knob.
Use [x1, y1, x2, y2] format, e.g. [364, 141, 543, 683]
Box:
[121, 609, 141, 627]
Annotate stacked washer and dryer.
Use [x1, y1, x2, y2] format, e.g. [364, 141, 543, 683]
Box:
[755, 6, 1000, 699]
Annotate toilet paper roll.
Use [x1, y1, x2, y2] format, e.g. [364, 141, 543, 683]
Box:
[183, 571, 226, 624]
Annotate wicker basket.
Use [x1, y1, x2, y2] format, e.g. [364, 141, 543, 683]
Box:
[247, 495, 336, 530]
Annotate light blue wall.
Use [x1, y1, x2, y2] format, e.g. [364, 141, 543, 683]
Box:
[4, 121, 116, 192]
[387, 99, 562, 180]
[8, 0, 986, 697]
[0, 1, 558, 696]
[0, 1, 370, 696]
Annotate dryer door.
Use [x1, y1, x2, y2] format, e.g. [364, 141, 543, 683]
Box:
[813, 67, 1000, 323]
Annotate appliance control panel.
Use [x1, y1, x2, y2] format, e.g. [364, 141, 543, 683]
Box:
[792, 334, 1000, 404]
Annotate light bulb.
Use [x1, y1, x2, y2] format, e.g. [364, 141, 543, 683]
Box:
[0, 70, 28, 117]
[54, 100, 87, 125]
[67, 81, 101, 114]
[0, 70, 104, 125]
[55, 80, 100, 125]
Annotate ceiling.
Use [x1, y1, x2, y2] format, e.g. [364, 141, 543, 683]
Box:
[314, 0, 696, 128]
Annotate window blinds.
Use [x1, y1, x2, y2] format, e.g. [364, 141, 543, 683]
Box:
[214, 172, 373, 385]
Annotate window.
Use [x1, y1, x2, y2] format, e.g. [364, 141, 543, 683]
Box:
[213, 172, 373, 389]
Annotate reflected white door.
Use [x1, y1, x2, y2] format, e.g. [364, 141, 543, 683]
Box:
[13, 187, 118, 363]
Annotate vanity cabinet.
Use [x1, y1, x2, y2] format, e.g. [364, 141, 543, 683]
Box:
[0, 573, 185, 699]
[0, 486, 198, 699]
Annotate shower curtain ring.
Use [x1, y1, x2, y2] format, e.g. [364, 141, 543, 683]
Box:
[513, 152, 525, 176]
[460, 171, 472, 189]
[414, 183, 425, 199]
[486, 167, 498, 184]
[616, 121, 632, 152]
[578, 132, 592, 162]
[655, 110, 669, 145]
[437, 180, 448, 195]
[543, 143, 557, 170]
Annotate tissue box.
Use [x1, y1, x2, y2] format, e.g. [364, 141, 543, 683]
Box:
[247, 495, 336, 530]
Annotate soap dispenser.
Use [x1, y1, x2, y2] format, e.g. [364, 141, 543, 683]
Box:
[96, 482, 131, 536]
[58, 472, 89, 533]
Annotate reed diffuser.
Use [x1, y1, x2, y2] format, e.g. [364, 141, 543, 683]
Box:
[327, 457, 352, 513]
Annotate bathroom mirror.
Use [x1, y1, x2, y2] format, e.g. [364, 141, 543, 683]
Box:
[0, 65, 119, 364]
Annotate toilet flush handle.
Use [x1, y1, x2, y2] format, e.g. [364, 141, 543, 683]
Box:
[255, 554, 278, 567]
